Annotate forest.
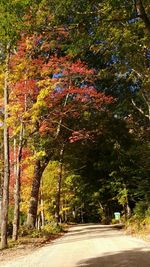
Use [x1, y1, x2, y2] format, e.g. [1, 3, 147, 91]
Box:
[0, 0, 150, 249]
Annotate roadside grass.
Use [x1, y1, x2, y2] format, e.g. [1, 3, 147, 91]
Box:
[0, 223, 67, 262]
[125, 216, 150, 241]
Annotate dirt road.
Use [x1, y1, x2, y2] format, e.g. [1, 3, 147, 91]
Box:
[1, 224, 150, 267]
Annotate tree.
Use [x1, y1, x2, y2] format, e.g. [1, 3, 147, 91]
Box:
[9, 30, 113, 227]
[1, 46, 10, 248]
[12, 123, 24, 241]
[0, 0, 37, 247]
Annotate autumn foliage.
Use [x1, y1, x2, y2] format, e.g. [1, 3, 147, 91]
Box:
[9, 35, 113, 142]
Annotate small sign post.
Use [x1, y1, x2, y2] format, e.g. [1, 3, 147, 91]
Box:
[114, 212, 121, 222]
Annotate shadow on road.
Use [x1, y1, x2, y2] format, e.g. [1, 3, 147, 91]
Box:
[76, 248, 150, 267]
[68, 224, 122, 237]
[54, 225, 122, 245]
[68, 224, 122, 233]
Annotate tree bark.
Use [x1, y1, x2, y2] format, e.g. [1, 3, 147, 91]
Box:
[55, 145, 64, 224]
[0, 200, 1, 228]
[0, 183, 2, 228]
[1, 48, 10, 249]
[12, 123, 24, 241]
[0, 171, 3, 227]
[26, 159, 47, 228]
[40, 185, 45, 228]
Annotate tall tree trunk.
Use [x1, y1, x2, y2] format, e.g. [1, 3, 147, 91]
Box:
[55, 145, 64, 225]
[0, 176, 2, 227]
[122, 183, 131, 219]
[26, 159, 47, 228]
[1, 48, 10, 249]
[0, 142, 3, 226]
[125, 194, 131, 219]
[12, 123, 24, 241]
[54, 94, 68, 224]
[0, 201, 1, 229]
[40, 184, 45, 228]
[27, 86, 69, 228]
[81, 204, 84, 223]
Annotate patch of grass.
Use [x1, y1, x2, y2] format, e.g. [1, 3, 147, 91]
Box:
[0, 223, 67, 251]
[19, 222, 64, 238]
[125, 216, 150, 240]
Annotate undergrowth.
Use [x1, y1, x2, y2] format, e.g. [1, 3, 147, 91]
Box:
[125, 202, 150, 240]
[19, 223, 64, 238]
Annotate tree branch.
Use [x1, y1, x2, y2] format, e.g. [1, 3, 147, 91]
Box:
[131, 98, 150, 121]
[135, 0, 150, 34]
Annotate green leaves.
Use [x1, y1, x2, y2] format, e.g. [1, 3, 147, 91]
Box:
[0, 1, 22, 45]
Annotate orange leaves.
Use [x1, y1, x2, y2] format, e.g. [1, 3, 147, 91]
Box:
[12, 79, 38, 98]
[39, 121, 52, 134]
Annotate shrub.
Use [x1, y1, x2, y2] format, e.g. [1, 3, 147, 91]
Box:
[42, 223, 63, 237]
[19, 223, 63, 238]
[134, 201, 148, 220]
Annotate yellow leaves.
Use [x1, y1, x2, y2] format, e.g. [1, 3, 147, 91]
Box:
[22, 153, 46, 182]
[37, 78, 52, 88]
[0, 67, 5, 94]
[35, 151, 46, 159]
[7, 102, 24, 135]
[29, 86, 52, 124]
[60, 207, 70, 215]
[22, 110, 30, 120]
[100, 2, 112, 14]
[25, 151, 46, 162]
[37, 87, 49, 102]
[25, 37, 33, 50]
[20, 165, 34, 213]
[0, 72, 4, 89]
[83, 111, 90, 120]
[123, 29, 132, 39]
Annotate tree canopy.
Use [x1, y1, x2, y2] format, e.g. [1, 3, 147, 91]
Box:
[0, 0, 150, 248]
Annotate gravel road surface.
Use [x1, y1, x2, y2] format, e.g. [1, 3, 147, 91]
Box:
[1, 224, 150, 267]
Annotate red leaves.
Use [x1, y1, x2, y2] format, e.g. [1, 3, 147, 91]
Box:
[35, 53, 114, 139]
[69, 130, 90, 143]
[9, 34, 114, 144]
[40, 55, 113, 113]
[62, 59, 94, 77]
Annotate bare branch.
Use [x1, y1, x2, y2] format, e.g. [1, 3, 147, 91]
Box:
[131, 98, 150, 120]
